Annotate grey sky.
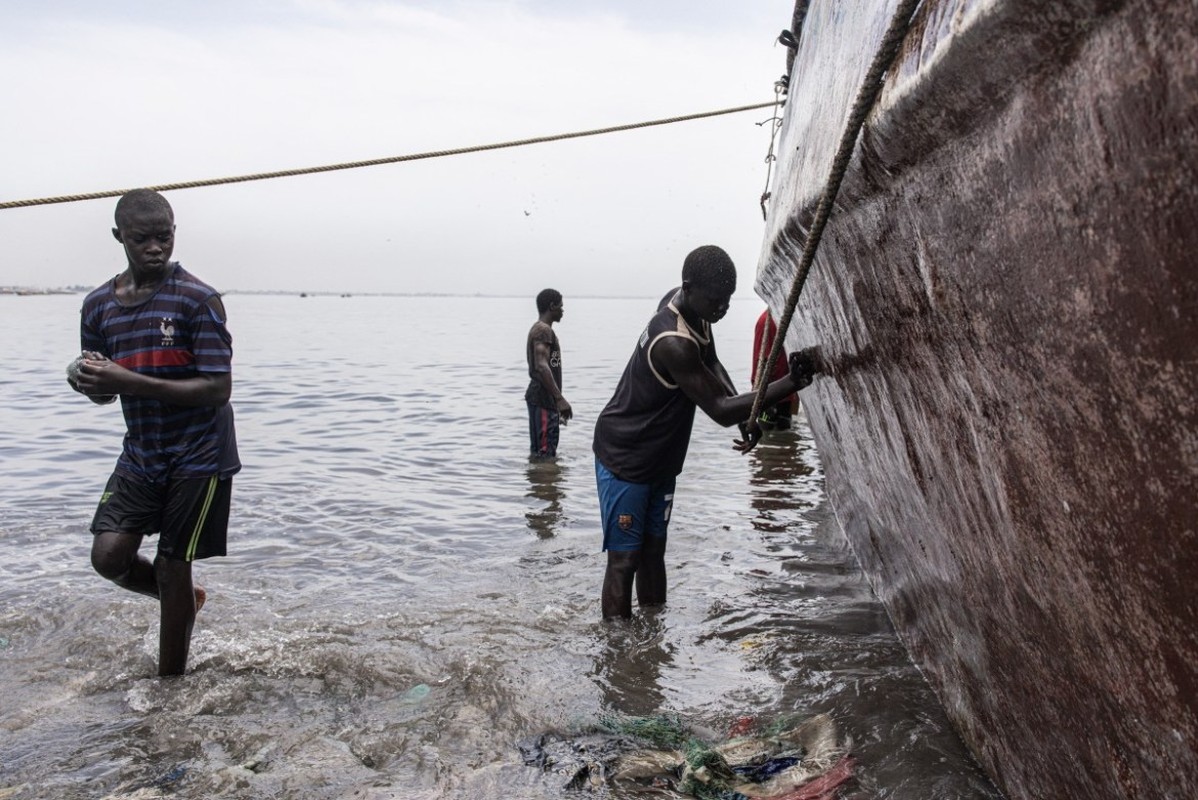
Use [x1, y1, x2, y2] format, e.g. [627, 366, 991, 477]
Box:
[1, 1, 796, 296]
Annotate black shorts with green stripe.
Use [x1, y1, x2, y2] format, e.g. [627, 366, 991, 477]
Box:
[90, 472, 232, 561]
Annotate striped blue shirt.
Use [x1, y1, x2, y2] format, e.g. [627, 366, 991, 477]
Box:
[80, 264, 240, 483]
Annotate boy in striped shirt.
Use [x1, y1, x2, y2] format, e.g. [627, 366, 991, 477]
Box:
[70, 189, 239, 677]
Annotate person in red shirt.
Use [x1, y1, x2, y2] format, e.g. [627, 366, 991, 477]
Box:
[751, 309, 798, 430]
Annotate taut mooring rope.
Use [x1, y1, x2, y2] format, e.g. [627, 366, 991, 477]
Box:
[748, 0, 923, 432]
[0, 102, 775, 211]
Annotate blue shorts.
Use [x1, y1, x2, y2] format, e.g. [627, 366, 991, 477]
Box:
[595, 458, 675, 552]
[528, 402, 560, 458]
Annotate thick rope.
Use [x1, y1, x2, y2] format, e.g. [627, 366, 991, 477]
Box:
[0, 102, 775, 211]
[748, 0, 923, 429]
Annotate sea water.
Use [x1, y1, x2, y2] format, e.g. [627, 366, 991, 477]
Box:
[0, 292, 999, 798]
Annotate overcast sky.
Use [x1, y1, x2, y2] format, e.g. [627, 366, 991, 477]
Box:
[1, 1, 796, 297]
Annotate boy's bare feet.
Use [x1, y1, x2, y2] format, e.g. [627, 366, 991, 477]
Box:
[195, 585, 207, 613]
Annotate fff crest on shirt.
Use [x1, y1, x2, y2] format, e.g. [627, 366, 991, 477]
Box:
[159, 317, 176, 346]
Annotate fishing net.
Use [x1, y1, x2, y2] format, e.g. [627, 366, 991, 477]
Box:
[522, 712, 853, 799]
[597, 712, 697, 750]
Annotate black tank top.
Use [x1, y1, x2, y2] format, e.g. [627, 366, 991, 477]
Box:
[592, 293, 717, 482]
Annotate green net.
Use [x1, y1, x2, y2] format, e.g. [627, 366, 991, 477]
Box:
[680, 741, 744, 799]
[596, 712, 697, 751]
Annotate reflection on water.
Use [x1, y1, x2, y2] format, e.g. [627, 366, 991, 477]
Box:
[748, 427, 816, 531]
[0, 294, 999, 799]
[590, 612, 672, 718]
[525, 460, 567, 539]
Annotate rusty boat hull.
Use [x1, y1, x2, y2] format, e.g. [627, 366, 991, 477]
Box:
[756, 1, 1198, 798]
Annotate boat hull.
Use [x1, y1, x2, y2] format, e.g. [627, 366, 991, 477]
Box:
[757, 1, 1198, 798]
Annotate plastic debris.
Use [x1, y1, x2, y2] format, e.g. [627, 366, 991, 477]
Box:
[520, 712, 853, 798]
[402, 683, 430, 703]
[152, 766, 187, 787]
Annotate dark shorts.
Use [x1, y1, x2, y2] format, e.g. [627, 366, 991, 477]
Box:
[528, 402, 561, 459]
[595, 458, 675, 552]
[90, 472, 232, 561]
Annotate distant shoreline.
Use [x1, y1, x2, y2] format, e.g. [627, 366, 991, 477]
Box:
[0, 287, 81, 296]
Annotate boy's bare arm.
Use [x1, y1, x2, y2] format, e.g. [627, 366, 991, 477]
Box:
[532, 341, 563, 402]
[533, 340, 572, 420]
[655, 337, 806, 428]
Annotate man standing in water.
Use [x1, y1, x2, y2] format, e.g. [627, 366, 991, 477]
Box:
[69, 189, 239, 676]
[592, 245, 816, 619]
[525, 288, 573, 459]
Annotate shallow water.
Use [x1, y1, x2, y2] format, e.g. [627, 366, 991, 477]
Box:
[0, 293, 999, 799]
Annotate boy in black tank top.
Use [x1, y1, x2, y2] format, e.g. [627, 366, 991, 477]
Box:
[592, 246, 817, 620]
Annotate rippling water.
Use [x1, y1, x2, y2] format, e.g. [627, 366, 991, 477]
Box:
[0, 293, 998, 799]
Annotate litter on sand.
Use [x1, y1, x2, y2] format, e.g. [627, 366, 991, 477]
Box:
[518, 712, 854, 799]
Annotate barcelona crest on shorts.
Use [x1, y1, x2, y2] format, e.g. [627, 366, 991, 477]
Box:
[617, 514, 634, 531]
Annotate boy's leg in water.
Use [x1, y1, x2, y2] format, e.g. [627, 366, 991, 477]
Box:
[603, 550, 640, 620]
[91, 531, 155, 596]
[635, 536, 667, 607]
[634, 480, 671, 608]
[155, 554, 197, 677]
[91, 531, 206, 608]
[91, 532, 204, 676]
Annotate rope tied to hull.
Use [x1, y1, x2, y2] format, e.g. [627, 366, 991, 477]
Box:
[0, 102, 775, 211]
[747, 0, 925, 437]
[759, 27, 797, 221]
[758, 79, 789, 221]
